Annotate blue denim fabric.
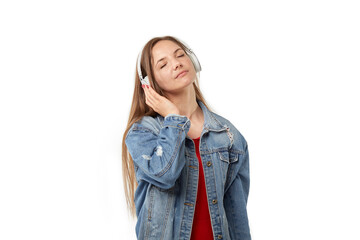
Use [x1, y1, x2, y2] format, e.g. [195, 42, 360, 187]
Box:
[125, 100, 251, 240]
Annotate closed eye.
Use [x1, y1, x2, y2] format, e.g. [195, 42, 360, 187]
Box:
[160, 54, 185, 69]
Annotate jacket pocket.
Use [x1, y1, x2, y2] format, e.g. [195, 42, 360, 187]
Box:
[218, 150, 239, 164]
[217, 150, 239, 189]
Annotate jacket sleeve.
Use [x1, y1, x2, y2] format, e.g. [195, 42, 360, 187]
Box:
[125, 114, 191, 189]
[223, 143, 251, 240]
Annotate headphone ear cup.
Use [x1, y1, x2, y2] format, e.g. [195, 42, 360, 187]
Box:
[140, 76, 149, 85]
[187, 50, 202, 73]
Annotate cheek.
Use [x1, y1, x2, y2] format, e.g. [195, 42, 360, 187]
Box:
[160, 69, 172, 80]
[186, 58, 196, 72]
[153, 71, 169, 88]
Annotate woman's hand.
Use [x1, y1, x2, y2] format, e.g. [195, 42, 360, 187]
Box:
[142, 84, 180, 117]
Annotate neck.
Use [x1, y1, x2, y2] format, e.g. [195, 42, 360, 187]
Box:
[164, 84, 201, 120]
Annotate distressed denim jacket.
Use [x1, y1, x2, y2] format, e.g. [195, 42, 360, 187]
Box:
[125, 100, 251, 240]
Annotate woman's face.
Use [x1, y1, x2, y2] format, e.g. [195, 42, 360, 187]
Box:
[151, 40, 197, 93]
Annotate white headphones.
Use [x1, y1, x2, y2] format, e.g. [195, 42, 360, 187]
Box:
[136, 37, 202, 85]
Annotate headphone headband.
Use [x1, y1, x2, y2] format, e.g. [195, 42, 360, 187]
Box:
[136, 37, 201, 85]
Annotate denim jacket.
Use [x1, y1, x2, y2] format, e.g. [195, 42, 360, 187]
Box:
[125, 100, 251, 240]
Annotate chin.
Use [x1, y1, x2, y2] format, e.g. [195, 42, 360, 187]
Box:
[164, 80, 193, 93]
[179, 76, 195, 87]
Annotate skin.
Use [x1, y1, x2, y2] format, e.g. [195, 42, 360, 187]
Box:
[142, 40, 204, 138]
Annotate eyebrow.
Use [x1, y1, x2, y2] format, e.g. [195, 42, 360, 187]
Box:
[155, 48, 183, 67]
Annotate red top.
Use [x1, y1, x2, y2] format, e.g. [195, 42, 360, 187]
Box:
[190, 137, 214, 240]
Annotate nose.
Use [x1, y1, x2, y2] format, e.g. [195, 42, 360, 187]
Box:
[172, 58, 182, 70]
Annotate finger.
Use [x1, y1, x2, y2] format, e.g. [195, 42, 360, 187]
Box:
[145, 86, 157, 103]
[143, 86, 156, 108]
[142, 85, 150, 102]
[143, 85, 152, 96]
[147, 85, 161, 101]
[143, 85, 149, 98]
[144, 95, 154, 109]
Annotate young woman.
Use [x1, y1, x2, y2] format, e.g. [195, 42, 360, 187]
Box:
[122, 36, 251, 240]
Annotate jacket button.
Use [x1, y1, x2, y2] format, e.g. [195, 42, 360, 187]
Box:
[206, 161, 212, 167]
[217, 234, 223, 239]
[212, 199, 217, 204]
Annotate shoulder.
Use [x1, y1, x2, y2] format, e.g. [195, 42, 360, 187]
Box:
[126, 115, 162, 139]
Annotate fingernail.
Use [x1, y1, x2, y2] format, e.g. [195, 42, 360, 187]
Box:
[142, 84, 144, 88]
[146, 85, 149, 88]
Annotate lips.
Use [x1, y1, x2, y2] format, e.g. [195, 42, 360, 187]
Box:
[176, 70, 188, 79]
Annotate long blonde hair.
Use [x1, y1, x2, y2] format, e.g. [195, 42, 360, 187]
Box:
[122, 36, 213, 218]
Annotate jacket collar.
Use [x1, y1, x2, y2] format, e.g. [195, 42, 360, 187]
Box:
[157, 99, 228, 132]
[197, 99, 228, 132]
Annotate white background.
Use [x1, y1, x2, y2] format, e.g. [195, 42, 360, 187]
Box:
[1, 0, 359, 239]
